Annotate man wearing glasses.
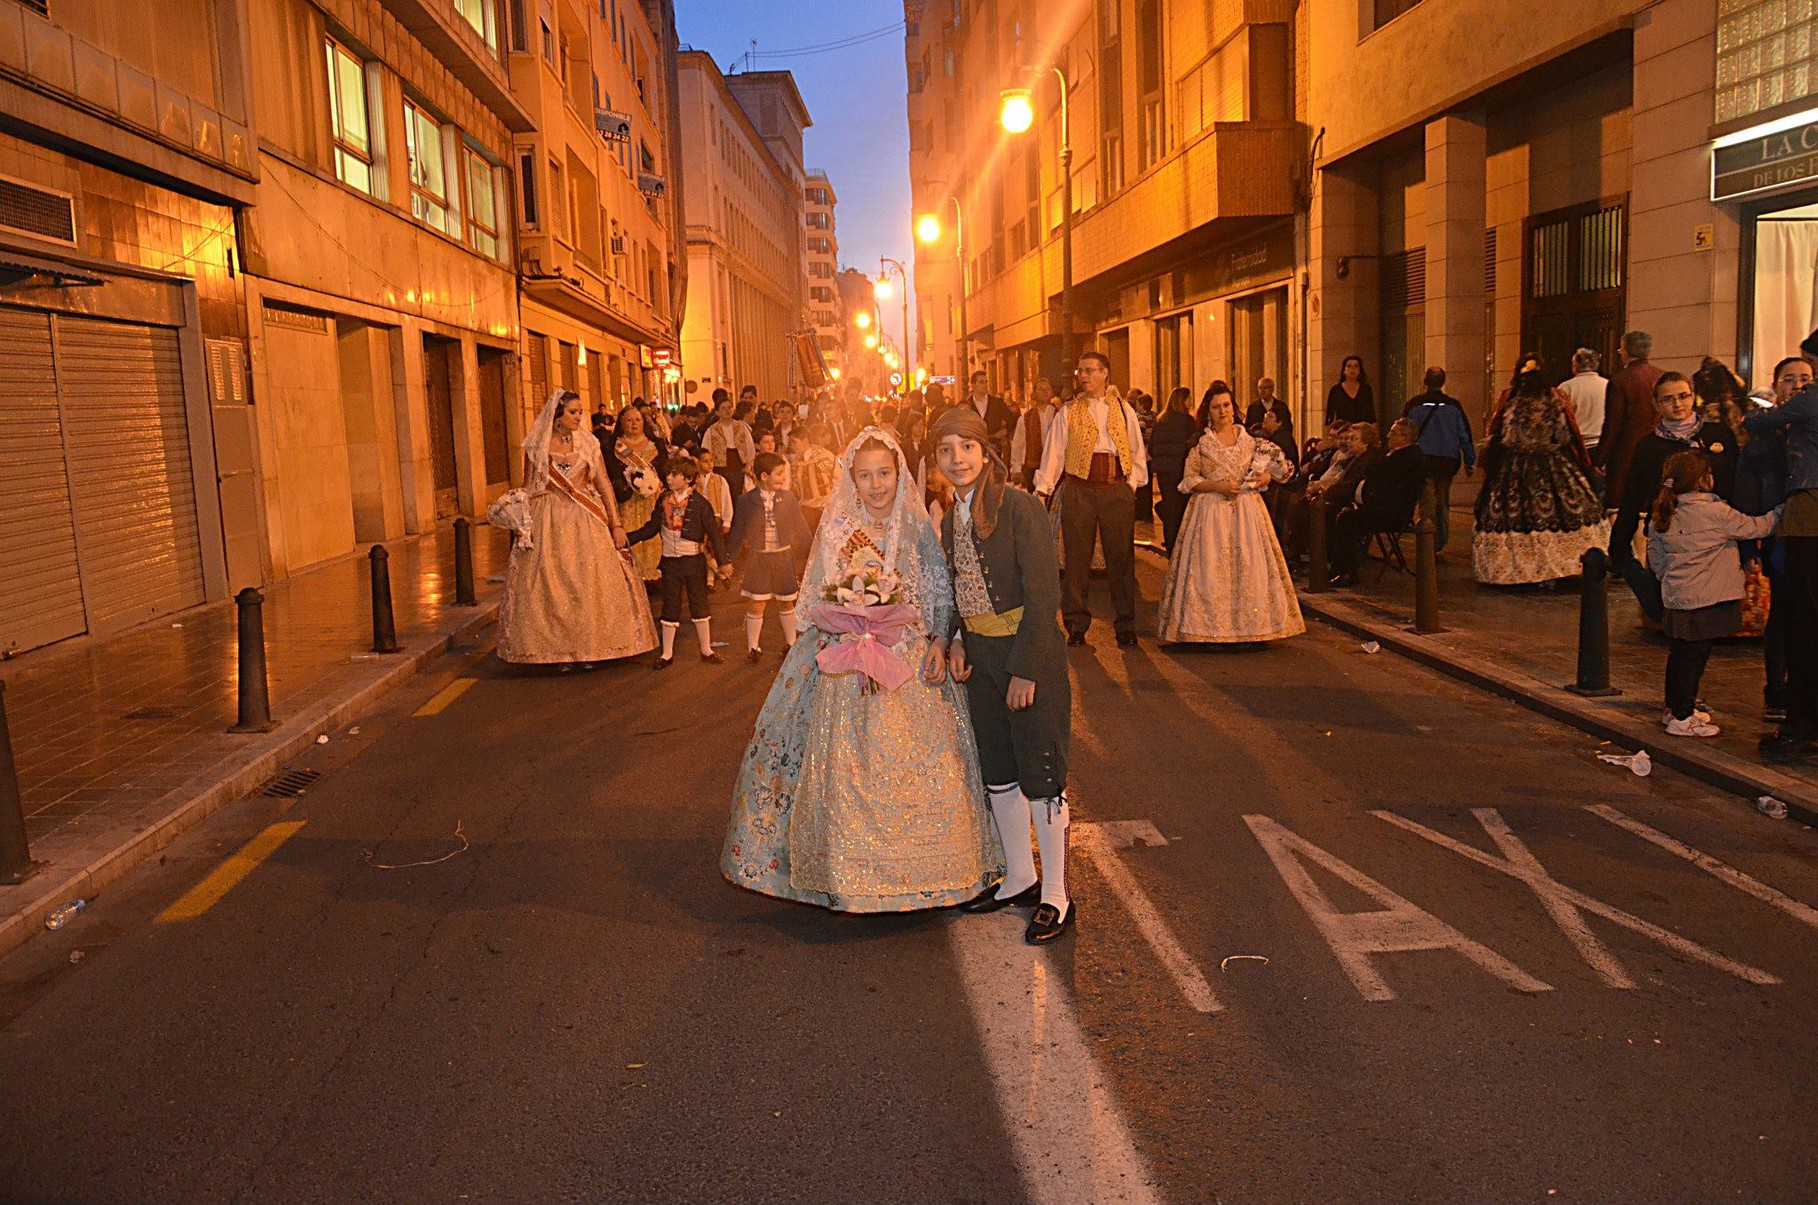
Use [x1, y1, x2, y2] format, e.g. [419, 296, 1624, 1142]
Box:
[1607, 372, 1738, 620]
[1746, 351, 1818, 756]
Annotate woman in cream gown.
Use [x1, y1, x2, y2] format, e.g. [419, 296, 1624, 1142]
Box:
[497, 390, 657, 664]
[1156, 384, 1305, 645]
[612, 406, 666, 585]
[722, 427, 1000, 912]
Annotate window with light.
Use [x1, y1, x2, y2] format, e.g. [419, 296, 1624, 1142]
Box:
[404, 101, 452, 234]
[325, 39, 373, 195]
[464, 146, 501, 258]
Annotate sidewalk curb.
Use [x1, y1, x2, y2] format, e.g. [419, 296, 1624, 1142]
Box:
[0, 603, 498, 960]
[1296, 592, 1818, 829]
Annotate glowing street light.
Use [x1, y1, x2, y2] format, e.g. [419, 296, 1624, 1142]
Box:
[863, 333, 878, 349]
[854, 311, 872, 329]
[998, 88, 1034, 134]
[874, 277, 892, 300]
[915, 213, 943, 244]
[829, 367, 842, 380]
[914, 195, 968, 376]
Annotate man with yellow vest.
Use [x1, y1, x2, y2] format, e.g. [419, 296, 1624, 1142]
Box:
[1033, 352, 1150, 647]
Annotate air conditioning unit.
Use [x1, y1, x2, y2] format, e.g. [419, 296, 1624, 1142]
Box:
[610, 234, 627, 255]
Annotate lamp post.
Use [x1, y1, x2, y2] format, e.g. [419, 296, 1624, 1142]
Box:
[1001, 66, 1074, 375]
[914, 195, 966, 381]
[878, 257, 912, 380]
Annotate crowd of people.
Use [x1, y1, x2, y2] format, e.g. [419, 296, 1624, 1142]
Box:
[488, 323, 1818, 765]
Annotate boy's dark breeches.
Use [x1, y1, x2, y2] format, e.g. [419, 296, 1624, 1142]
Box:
[962, 632, 1069, 799]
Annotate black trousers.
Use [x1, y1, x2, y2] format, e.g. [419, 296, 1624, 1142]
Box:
[1783, 536, 1818, 735]
[1329, 506, 1385, 575]
[659, 554, 711, 623]
[1665, 636, 1715, 721]
[963, 632, 1070, 800]
[1059, 479, 1137, 635]
[1155, 466, 1188, 554]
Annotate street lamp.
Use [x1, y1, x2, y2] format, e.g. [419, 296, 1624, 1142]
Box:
[879, 256, 912, 380]
[854, 310, 872, 330]
[914, 194, 967, 379]
[873, 278, 892, 300]
[1000, 67, 1075, 374]
[863, 333, 878, 350]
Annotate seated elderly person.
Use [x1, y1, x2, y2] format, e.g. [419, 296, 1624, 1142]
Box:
[1282, 420, 1352, 555]
[1329, 418, 1427, 587]
[1289, 422, 1384, 561]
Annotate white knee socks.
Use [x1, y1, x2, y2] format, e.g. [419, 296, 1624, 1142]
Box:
[1030, 792, 1070, 910]
[693, 618, 713, 655]
[780, 604, 798, 647]
[744, 613, 764, 652]
[659, 621, 678, 659]
[986, 783, 1037, 898]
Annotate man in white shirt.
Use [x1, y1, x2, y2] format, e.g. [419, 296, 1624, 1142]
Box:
[1559, 347, 1608, 452]
[1012, 377, 1060, 488]
[1034, 352, 1150, 647]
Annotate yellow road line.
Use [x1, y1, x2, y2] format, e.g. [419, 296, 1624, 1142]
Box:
[157, 821, 307, 923]
[414, 677, 476, 717]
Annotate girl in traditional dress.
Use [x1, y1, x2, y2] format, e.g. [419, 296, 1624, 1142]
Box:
[496, 390, 657, 665]
[1473, 367, 1611, 585]
[613, 406, 667, 585]
[1156, 382, 1305, 645]
[722, 428, 1000, 913]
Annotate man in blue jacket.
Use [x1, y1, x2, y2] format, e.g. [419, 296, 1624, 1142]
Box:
[1401, 367, 1475, 552]
[1747, 340, 1818, 756]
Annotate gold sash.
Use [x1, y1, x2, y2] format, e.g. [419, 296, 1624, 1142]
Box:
[963, 607, 1023, 638]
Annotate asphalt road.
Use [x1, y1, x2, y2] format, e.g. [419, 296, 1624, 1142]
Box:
[3, 561, 1817, 1205]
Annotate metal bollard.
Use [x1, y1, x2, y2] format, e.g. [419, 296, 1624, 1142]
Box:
[453, 517, 477, 606]
[1568, 547, 1621, 696]
[230, 587, 276, 733]
[0, 681, 36, 884]
[1305, 492, 1330, 594]
[370, 545, 399, 654]
[1412, 516, 1443, 634]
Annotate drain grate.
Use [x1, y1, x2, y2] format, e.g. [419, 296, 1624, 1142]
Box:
[260, 769, 322, 798]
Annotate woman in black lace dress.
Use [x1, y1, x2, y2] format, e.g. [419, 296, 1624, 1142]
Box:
[1473, 366, 1610, 584]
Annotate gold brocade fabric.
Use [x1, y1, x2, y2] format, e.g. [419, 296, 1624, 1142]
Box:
[497, 478, 658, 663]
[1063, 397, 1131, 480]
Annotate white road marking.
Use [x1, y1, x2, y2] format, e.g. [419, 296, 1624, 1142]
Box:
[1243, 814, 1552, 1002]
[1587, 804, 1818, 933]
[1472, 808, 1635, 989]
[1076, 820, 1223, 1014]
[1374, 809, 1781, 986]
[949, 912, 1167, 1205]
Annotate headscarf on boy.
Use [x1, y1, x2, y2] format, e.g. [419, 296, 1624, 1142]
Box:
[928, 404, 1010, 541]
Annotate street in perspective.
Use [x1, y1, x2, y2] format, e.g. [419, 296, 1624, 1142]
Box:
[3, 0, 1818, 1202]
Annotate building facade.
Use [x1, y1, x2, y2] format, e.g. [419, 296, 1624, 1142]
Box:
[506, 0, 684, 430]
[905, 0, 1302, 407]
[0, 0, 252, 654]
[805, 168, 843, 383]
[1303, 0, 1738, 432]
[677, 53, 809, 400]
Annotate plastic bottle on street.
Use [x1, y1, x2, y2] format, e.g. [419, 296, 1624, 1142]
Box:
[43, 899, 86, 930]
[1758, 796, 1789, 820]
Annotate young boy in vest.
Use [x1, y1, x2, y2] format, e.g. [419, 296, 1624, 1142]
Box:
[625, 457, 732, 669]
[931, 406, 1075, 944]
[728, 451, 812, 662]
[1031, 352, 1150, 647]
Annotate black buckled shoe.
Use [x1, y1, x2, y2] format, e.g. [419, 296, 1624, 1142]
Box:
[1024, 900, 1075, 944]
[1116, 632, 1138, 648]
[1066, 632, 1087, 647]
[959, 880, 1041, 913]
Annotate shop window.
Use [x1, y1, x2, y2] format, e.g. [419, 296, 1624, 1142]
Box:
[404, 101, 453, 235]
[464, 146, 501, 258]
[325, 39, 373, 195]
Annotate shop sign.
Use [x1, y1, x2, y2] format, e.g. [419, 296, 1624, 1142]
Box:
[1713, 114, 1818, 201]
[651, 347, 673, 368]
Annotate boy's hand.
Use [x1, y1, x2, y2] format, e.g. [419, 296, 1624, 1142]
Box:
[949, 640, 973, 683]
[718, 564, 735, 580]
[1007, 676, 1036, 711]
[921, 639, 947, 685]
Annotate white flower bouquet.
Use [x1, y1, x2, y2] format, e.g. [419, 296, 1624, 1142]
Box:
[820, 558, 904, 607]
[626, 464, 662, 497]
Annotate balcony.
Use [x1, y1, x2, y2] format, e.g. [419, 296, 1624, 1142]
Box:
[1070, 120, 1301, 285]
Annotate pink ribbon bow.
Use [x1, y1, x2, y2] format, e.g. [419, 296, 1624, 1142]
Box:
[811, 603, 920, 692]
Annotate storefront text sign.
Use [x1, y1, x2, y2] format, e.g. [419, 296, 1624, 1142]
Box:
[1714, 116, 1818, 201]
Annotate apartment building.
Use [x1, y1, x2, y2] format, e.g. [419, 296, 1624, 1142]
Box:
[806, 169, 843, 383]
[506, 0, 684, 424]
[676, 53, 810, 399]
[0, 0, 251, 654]
[241, 0, 529, 579]
[1304, 0, 1811, 430]
[905, 0, 1301, 406]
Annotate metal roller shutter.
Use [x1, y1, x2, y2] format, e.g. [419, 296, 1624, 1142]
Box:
[0, 307, 85, 653]
[55, 315, 206, 634]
